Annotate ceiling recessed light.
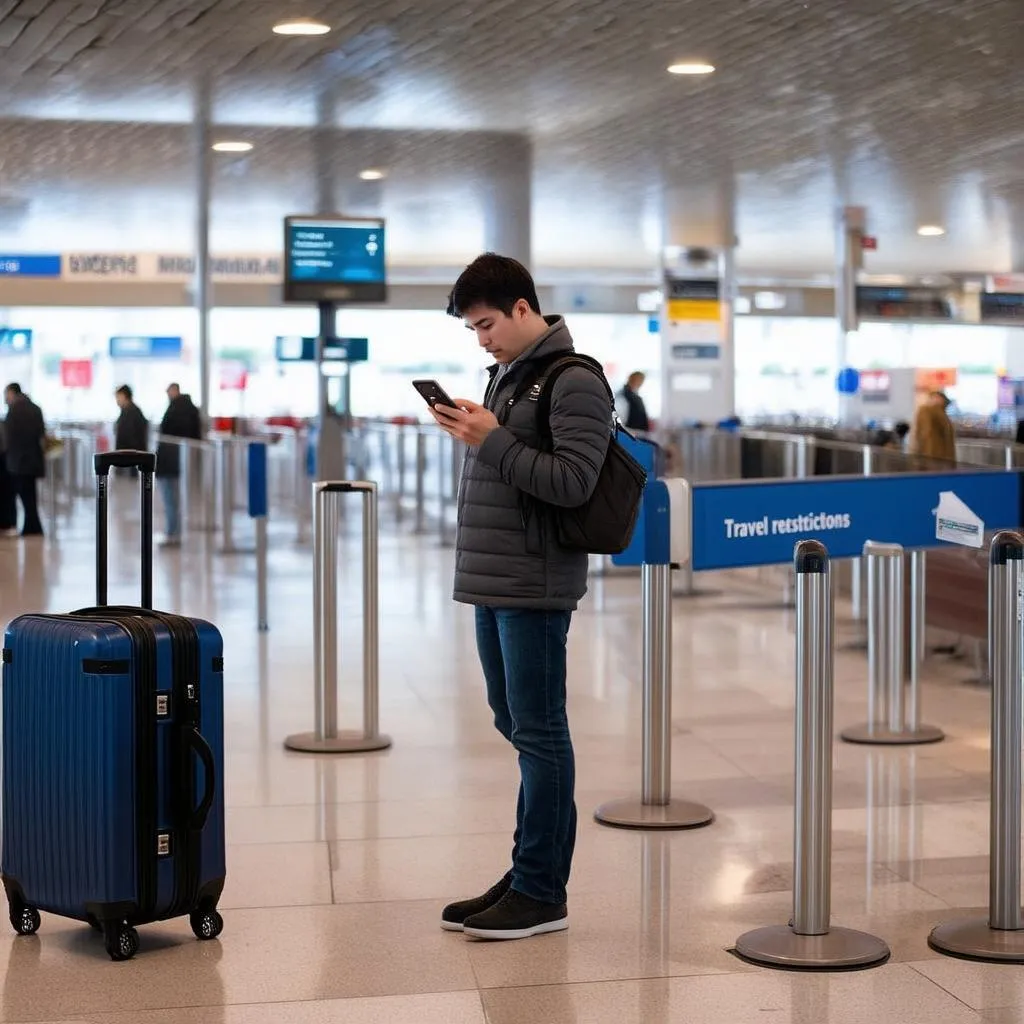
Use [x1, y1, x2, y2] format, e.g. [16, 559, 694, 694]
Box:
[668, 62, 716, 75]
[359, 168, 386, 181]
[212, 141, 253, 153]
[272, 18, 331, 36]
[917, 225, 946, 237]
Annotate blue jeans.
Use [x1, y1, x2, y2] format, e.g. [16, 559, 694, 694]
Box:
[158, 477, 180, 537]
[475, 606, 576, 905]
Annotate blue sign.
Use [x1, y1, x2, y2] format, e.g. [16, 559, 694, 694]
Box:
[0, 329, 32, 355]
[248, 442, 268, 518]
[672, 344, 720, 361]
[0, 254, 61, 277]
[109, 336, 183, 359]
[275, 336, 369, 363]
[691, 471, 1022, 571]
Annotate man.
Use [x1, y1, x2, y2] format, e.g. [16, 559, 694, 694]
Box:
[429, 253, 612, 941]
[0, 418, 17, 536]
[911, 390, 956, 465]
[2, 383, 45, 537]
[114, 385, 149, 454]
[156, 383, 202, 546]
[615, 371, 650, 432]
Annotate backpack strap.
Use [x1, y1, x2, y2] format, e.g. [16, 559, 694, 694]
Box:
[532, 355, 615, 444]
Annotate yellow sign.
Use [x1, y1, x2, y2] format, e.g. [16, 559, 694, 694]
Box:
[667, 298, 721, 322]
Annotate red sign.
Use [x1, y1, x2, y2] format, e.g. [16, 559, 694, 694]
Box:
[860, 235, 878, 251]
[218, 362, 248, 392]
[60, 359, 93, 389]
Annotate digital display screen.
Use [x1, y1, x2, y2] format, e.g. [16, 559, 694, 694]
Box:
[981, 292, 1024, 323]
[284, 216, 387, 303]
[855, 286, 951, 320]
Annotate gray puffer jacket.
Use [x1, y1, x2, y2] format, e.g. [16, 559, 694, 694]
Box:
[454, 316, 612, 610]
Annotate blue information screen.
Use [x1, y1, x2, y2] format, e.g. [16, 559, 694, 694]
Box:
[284, 217, 386, 302]
[691, 471, 1022, 571]
[109, 336, 183, 359]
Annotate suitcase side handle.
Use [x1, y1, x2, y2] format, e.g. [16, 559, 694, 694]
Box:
[94, 449, 154, 609]
[186, 727, 217, 831]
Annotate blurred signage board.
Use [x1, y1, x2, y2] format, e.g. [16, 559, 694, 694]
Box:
[60, 359, 93, 389]
[671, 344, 720, 361]
[275, 336, 369, 363]
[859, 369, 891, 403]
[0, 329, 32, 355]
[987, 274, 1024, 294]
[109, 336, 183, 359]
[0, 254, 61, 277]
[915, 368, 958, 394]
[61, 253, 282, 283]
[855, 285, 952, 321]
[980, 292, 1024, 323]
[218, 362, 248, 391]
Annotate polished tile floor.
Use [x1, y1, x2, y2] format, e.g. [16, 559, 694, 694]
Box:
[0, 489, 1018, 1023]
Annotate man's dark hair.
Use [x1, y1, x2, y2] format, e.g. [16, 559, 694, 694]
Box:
[446, 253, 541, 318]
[5, 382, 21, 396]
[117, 385, 133, 401]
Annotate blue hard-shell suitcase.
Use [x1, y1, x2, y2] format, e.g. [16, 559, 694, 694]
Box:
[1, 450, 226, 961]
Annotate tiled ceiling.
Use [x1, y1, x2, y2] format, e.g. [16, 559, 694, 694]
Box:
[0, 0, 1022, 276]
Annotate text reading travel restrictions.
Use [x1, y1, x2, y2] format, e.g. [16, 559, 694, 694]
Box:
[724, 512, 853, 539]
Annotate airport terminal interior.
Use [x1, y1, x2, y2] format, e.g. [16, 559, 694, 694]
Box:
[3, 1, 1024, 1021]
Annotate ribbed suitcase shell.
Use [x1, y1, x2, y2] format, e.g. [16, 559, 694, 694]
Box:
[1, 612, 226, 925]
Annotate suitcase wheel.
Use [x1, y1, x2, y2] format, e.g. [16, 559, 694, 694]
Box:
[104, 923, 140, 962]
[190, 908, 224, 941]
[10, 905, 40, 937]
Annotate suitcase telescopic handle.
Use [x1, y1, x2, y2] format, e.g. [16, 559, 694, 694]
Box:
[186, 727, 217, 831]
[95, 451, 157, 476]
[94, 450, 155, 609]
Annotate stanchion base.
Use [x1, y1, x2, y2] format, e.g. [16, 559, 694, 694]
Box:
[838, 637, 868, 652]
[840, 722, 945, 746]
[671, 587, 721, 600]
[284, 731, 393, 754]
[928, 918, 1024, 963]
[734, 925, 890, 970]
[593, 797, 714, 831]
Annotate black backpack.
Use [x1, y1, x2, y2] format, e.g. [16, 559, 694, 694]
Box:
[507, 353, 648, 555]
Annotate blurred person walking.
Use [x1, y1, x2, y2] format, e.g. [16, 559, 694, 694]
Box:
[156, 383, 201, 546]
[2, 382, 45, 537]
[615, 371, 650, 432]
[911, 391, 956, 465]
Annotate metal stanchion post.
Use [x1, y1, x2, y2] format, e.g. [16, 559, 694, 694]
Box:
[929, 532, 1024, 962]
[841, 541, 944, 745]
[414, 429, 426, 534]
[45, 454, 58, 539]
[249, 441, 269, 632]
[594, 556, 714, 830]
[736, 540, 890, 969]
[438, 431, 452, 548]
[395, 425, 406, 523]
[285, 481, 392, 754]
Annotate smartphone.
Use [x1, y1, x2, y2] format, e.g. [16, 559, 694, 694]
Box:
[412, 379, 458, 410]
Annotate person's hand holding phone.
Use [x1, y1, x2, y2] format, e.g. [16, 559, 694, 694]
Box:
[430, 399, 499, 448]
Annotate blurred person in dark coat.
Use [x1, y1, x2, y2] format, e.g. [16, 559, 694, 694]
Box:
[2, 382, 45, 537]
[114, 384, 149, 453]
[155, 383, 201, 546]
[0, 419, 17, 536]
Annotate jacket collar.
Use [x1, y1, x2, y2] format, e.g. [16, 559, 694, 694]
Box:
[485, 315, 573, 380]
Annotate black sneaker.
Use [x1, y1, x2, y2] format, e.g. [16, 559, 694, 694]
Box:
[440, 871, 512, 932]
[462, 888, 568, 941]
